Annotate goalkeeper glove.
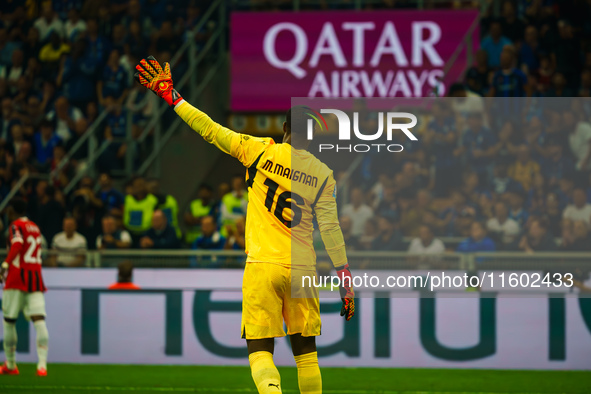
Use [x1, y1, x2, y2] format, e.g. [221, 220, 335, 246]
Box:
[337, 264, 355, 321]
[134, 56, 183, 107]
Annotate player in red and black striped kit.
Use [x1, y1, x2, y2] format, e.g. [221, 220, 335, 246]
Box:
[0, 198, 49, 376]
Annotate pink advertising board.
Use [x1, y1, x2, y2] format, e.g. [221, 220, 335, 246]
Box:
[231, 10, 479, 111]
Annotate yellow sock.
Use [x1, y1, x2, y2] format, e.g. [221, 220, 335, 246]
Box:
[248, 351, 282, 393]
[294, 351, 322, 394]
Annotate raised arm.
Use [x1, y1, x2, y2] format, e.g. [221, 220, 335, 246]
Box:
[134, 56, 271, 167]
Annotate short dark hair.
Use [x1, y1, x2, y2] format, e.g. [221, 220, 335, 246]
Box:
[117, 261, 134, 283]
[286, 105, 319, 138]
[9, 197, 27, 216]
[448, 83, 466, 96]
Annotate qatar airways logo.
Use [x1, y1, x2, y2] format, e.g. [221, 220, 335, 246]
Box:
[306, 109, 417, 153]
[263, 21, 446, 97]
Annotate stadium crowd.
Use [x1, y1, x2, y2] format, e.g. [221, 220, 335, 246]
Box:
[338, 0, 591, 255]
[1, 0, 591, 265]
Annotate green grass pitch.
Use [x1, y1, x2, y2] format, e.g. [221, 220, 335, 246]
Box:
[0, 364, 589, 393]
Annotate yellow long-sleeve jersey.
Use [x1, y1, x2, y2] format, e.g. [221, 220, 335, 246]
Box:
[175, 101, 347, 269]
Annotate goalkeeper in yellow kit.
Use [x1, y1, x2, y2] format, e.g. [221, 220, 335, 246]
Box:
[135, 56, 355, 394]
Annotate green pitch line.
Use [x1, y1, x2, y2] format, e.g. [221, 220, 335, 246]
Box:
[0, 364, 588, 394]
[0, 387, 563, 394]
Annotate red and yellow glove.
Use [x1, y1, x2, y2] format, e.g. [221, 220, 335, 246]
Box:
[134, 56, 183, 107]
[337, 264, 355, 321]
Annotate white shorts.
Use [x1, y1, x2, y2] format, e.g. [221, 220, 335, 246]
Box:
[1, 290, 46, 320]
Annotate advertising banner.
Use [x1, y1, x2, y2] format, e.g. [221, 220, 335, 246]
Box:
[1, 269, 590, 369]
[231, 10, 479, 111]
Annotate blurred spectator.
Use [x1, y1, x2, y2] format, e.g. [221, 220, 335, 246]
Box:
[126, 83, 157, 137]
[1, 97, 17, 141]
[489, 45, 527, 97]
[123, 176, 159, 242]
[527, 173, 546, 213]
[121, 0, 153, 37]
[456, 112, 497, 186]
[108, 261, 141, 290]
[59, 39, 97, 110]
[0, 27, 20, 67]
[97, 215, 132, 250]
[374, 182, 398, 219]
[69, 176, 104, 246]
[563, 188, 591, 225]
[51, 144, 72, 188]
[0, 49, 25, 96]
[464, 49, 490, 96]
[339, 216, 360, 251]
[407, 224, 445, 255]
[65, 117, 89, 171]
[519, 25, 540, 75]
[192, 215, 226, 250]
[553, 20, 580, 88]
[579, 69, 591, 97]
[47, 96, 83, 142]
[400, 189, 436, 236]
[505, 188, 529, 228]
[98, 172, 124, 212]
[184, 184, 215, 245]
[111, 24, 127, 56]
[480, 19, 512, 69]
[557, 175, 576, 210]
[560, 220, 591, 252]
[440, 190, 476, 236]
[508, 145, 540, 191]
[125, 20, 148, 60]
[22, 27, 42, 65]
[139, 209, 179, 249]
[536, 54, 554, 94]
[371, 213, 404, 251]
[36, 184, 65, 244]
[547, 72, 574, 98]
[51, 217, 88, 267]
[541, 142, 575, 188]
[220, 175, 248, 232]
[34, 119, 61, 166]
[34, 3, 65, 42]
[9, 123, 26, 157]
[565, 109, 591, 171]
[98, 98, 128, 172]
[155, 21, 181, 59]
[517, 218, 556, 252]
[546, 192, 563, 236]
[456, 221, 496, 253]
[499, 0, 525, 43]
[225, 216, 246, 250]
[425, 101, 460, 196]
[342, 186, 373, 237]
[65, 9, 87, 43]
[146, 178, 181, 239]
[491, 163, 522, 195]
[486, 201, 520, 248]
[98, 49, 129, 107]
[85, 19, 108, 66]
[38, 32, 70, 79]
